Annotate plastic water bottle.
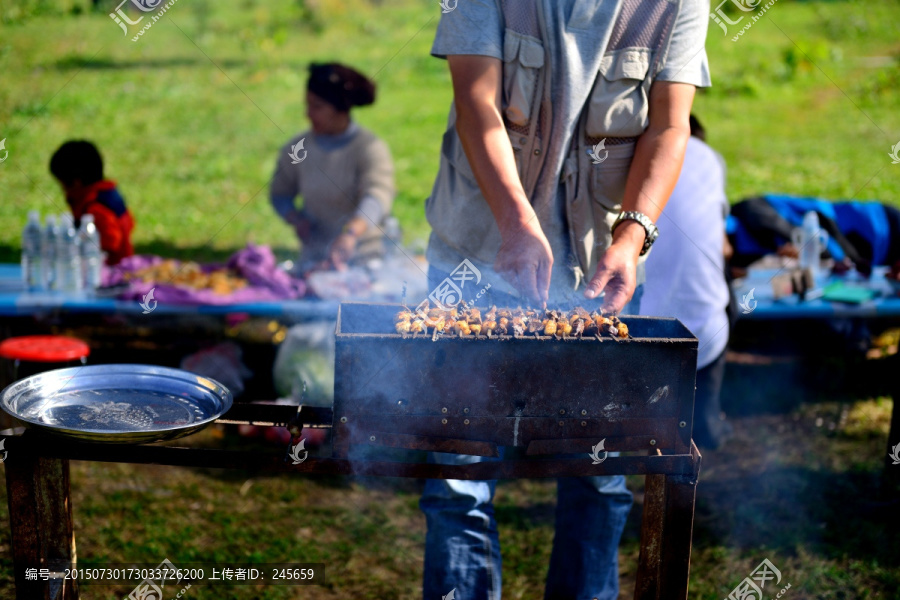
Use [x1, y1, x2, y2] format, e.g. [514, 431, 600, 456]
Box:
[21, 211, 43, 291]
[79, 214, 103, 294]
[791, 211, 830, 285]
[799, 211, 820, 271]
[55, 214, 83, 294]
[41, 215, 60, 291]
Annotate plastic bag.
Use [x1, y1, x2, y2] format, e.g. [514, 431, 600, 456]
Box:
[272, 321, 335, 407]
[180, 342, 252, 398]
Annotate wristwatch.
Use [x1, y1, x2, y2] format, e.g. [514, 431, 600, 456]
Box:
[612, 211, 659, 256]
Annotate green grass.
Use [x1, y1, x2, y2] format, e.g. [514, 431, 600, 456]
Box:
[697, 1, 900, 206]
[0, 1, 899, 598]
[0, 0, 454, 263]
[0, 389, 896, 599]
[1, 0, 898, 264]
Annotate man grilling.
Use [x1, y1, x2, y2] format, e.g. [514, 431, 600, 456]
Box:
[420, 1, 710, 599]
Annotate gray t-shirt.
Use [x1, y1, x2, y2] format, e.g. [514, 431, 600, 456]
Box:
[426, 0, 710, 305]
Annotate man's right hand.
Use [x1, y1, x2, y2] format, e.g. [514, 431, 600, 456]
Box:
[495, 218, 553, 305]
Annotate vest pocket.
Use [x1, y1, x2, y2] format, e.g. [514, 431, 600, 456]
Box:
[502, 29, 545, 128]
[586, 48, 652, 139]
[589, 141, 636, 214]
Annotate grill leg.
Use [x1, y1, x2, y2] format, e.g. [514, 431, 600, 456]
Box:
[634, 451, 700, 600]
[634, 473, 666, 600]
[5, 450, 78, 600]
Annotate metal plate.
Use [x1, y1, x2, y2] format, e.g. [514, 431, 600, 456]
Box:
[0, 364, 232, 443]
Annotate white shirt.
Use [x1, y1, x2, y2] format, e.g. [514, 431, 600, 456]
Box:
[640, 136, 730, 369]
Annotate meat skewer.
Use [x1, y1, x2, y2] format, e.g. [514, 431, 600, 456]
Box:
[392, 305, 630, 339]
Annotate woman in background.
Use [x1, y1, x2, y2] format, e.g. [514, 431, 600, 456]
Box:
[270, 62, 395, 271]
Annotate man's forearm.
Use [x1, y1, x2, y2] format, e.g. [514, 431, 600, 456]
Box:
[614, 81, 695, 254]
[584, 120, 690, 305]
[447, 54, 554, 303]
[612, 124, 690, 258]
[455, 107, 534, 235]
[449, 55, 534, 240]
[622, 124, 691, 222]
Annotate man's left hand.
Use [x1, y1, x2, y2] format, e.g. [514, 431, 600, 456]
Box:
[584, 221, 644, 314]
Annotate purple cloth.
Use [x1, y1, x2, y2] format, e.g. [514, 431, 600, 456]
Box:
[103, 244, 305, 305]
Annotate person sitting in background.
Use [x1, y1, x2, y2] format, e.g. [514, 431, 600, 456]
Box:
[270, 62, 395, 272]
[640, 115, 734, 449]
[727, 195, 900, 278]
[49, 140, 135, 265]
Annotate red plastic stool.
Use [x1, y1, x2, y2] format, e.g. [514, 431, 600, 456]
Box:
[0, 335, 91, 364]
[0, 336, 91, 429]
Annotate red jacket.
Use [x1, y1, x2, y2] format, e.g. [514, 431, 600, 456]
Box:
[69, 180, 135, 265]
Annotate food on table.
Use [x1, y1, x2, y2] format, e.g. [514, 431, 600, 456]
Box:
[394, 303, 630, 340]
[306, 268, 371, 300]
[124, 259, 248, 295]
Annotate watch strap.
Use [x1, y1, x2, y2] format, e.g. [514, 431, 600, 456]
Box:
[612, 211, 659, 256]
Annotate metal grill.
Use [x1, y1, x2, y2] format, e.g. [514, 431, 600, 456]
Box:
[332, 302, 698, 458]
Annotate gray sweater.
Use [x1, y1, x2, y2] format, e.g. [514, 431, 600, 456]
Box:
[271, 124, 395, 267]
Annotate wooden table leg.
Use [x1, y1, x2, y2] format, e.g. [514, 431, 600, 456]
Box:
[5, 448, 78, 600]
[634, 445, 701, 600]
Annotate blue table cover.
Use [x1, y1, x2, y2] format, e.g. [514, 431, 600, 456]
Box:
[3, 264, 899, 321]
[733, 266, 900, 320]
[0, 264, 339, 320]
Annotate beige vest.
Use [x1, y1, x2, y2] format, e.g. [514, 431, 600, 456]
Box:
[426, 0, 683, 299]
[504, 0, 679, 286]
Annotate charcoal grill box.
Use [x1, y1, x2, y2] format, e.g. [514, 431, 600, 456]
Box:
[333, 302, 698, 458]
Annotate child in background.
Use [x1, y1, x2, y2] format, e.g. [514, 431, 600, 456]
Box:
[49, 140, 135, 264]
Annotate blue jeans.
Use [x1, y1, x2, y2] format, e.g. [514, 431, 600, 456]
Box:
[420, 267, 642, 600]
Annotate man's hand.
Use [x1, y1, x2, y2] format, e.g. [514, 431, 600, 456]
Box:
[495, 218, 553, 305]
[585, 221, 643, 313]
